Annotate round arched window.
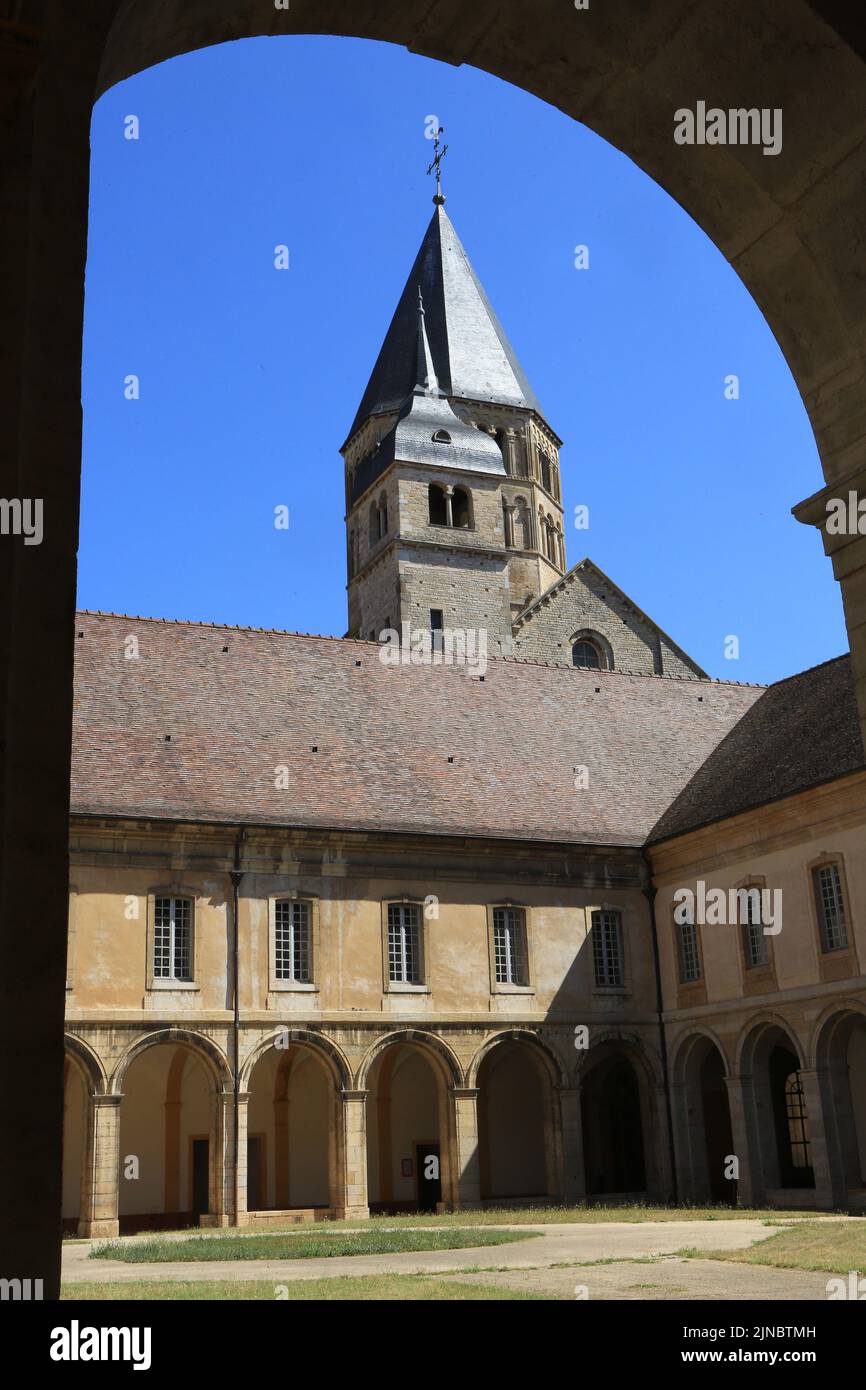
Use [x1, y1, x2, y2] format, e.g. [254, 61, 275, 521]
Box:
[572, 640, 601, 670]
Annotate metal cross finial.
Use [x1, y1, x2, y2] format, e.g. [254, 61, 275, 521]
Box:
[426, 126, 448, 205]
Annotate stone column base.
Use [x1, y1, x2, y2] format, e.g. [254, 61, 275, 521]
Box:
[77, 1218, 119, 1239]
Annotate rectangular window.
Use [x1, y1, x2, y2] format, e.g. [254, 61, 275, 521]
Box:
[813, 863, 848, 953]
[388, 903, 422, 984]
[493, 907, 528, 986]
[274, 900, 312, 982]
[592, 909, 624, 988]
[430, 608, 444, 654]
[742, 890, 769, 968]
[153, 896, 192, 981]
[677, 915, 701, 984]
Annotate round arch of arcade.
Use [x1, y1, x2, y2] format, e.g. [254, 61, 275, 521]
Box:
[64, 1031, 109, 1095]
[668, 1027, 735, 1207]
[108, 1026, 233, 1096]
[576, 1030, 667, 1202]
[239, 1027, 352, 1093]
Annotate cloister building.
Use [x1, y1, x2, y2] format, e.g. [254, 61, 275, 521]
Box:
[62, 199, 866, 1235]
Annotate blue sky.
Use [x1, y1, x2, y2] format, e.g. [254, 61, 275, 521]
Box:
[80, 35, 847, 685]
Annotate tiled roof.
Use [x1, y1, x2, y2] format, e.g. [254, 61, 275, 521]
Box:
[648, 655, 864, 844]
[71, 612, 764, 848]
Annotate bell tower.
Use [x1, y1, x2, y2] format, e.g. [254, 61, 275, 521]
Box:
[342, 176, 566, 654]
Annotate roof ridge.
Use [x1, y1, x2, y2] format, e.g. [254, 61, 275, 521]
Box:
[764, 651, 851, 689]
[75, 610, 767, 686]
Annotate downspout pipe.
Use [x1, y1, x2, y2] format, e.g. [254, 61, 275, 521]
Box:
[228, 829, 245, 1224]
[642, 852, 679, 1205]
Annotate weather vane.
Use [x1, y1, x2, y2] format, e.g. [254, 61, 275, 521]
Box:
[426, 126, 448, 205]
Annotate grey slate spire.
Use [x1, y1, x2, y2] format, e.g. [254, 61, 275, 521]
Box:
[345, 204, 543, 443]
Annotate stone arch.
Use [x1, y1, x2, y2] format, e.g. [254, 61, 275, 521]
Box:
[64, 1032, 108, 1095]
[362, 1030, 461, 1211]
[240, 1027, 351, 1093]
[570, 628, 614, 671]
[811, 997, 866, 1067]
[245, 1031, 344, 1213]
[109, 1027, 232, 1096]
[578, 1031, 666, 1200]
[670, 1029, 735, 1204]
[356, 1028, 463, 1091]
[467, 1028, 567, 1090]
[735, 1012, 807, 1074]
[669, 1025, 731, 1080]
[576, 1028, 663, 1090]
[472, 1030, 566, 1204]
[737, 1014, 815, 1199]
[811, 1001, 866, 1204]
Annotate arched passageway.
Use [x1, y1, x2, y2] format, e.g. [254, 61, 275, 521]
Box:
[477, 1040, 551, 1204]
[117, 1042, 214, 1234]
[673, 1035, 735, 1204]
[815, 1008, 866, 1207]
[365, 1043, 446, 1214]
[61, 1057, 88, 1235]
[741, 1023, 815, 1200]
[246, 1043, 335, 1214]
[581, 1049, 647, 1198]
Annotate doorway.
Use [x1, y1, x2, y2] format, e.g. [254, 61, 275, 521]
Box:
[416, 1143, 441, 1212]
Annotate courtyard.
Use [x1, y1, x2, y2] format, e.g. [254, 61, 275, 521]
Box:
[61, 1208, 864, 1302]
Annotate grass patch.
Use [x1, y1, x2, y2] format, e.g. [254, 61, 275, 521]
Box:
[675, 1220, 866, 1275]
[63, 1275, 549, 1301]
[90, 1227, 536, 1264]
[120, 1205, 832, 1240]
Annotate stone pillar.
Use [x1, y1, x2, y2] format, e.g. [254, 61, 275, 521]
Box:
[503, 504, 515, 548]
[78, 1093, 120, 1239]
[204, 1087, 239, 1226]
[558, 1086, 586, 1204]
[443, 484, 454, 528]
[669, 1080, 702, 1204]
[799, 1068, 836, 1209]
[451, 1087, 481, 1208]
[338, 1090, 370, 1219]
[794, 478, 866, 750]
[724, 1072, 758, 1205]
[503, 427, 518, 476]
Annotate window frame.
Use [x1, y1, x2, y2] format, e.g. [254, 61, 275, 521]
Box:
[589, 904, 629, 992]
[732, 874, 777, 995]
[805, 852, 858, 982]
[381, 899, 429, 993]
[146, 888, 198, 991]
[486, 902, 534, 995]
[268, 893, 320, 993]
